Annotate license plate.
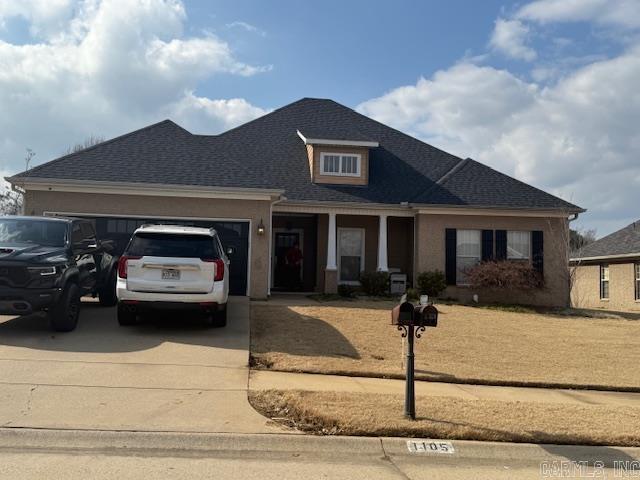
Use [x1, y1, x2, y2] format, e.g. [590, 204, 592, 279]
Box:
[162, 269, 180, 280]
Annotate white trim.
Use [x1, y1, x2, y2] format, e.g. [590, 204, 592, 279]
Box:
[12, 177, 283, 201]
[319, 152, 362, 177]
[44, 210, 252, 297]
[377, 214, 388, 272]
[337, 227, 365, 285]
[571, 252, 640, 262]
[327, 212, 337, 270]
[271, 228, 304, 290]
[274, 202, 415, 217]
[276, 201, 578, 218]
[297, 130, 378, 148]
[416, 206, 579, 218]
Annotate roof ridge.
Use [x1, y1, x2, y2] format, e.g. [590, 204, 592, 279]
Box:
[464, 158, 583, 211]
[213, 98, 314, 139]
[326, 99, 465, 162]
[10, 119, 187, 179]
[407, 157, 469, 203]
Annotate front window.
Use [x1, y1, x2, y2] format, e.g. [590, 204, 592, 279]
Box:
[320, 153, 361, 177]
[600, 264, 609, 300]
[0, 219, 67, 247]
[635, 263, 640, 301]
[507, 231, 530, 260]
[456, 229, 481, 285]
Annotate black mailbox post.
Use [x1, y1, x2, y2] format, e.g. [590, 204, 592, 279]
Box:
[391, 297, 439, 420]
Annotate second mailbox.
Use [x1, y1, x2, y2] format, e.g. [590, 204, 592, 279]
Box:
[413, 305, 438, 327]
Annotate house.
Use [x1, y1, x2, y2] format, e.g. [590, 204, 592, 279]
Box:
[571, 220, 640, 311]
[6, 98, 583, 305]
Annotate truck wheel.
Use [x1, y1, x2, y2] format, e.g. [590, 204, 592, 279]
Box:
[208, 303, 227, 328]
[49, 283, 81, 332]
[98, 268, 118, 307]
[117, 302, 137, 326]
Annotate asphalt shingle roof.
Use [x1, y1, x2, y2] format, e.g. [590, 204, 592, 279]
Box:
[574, 221, 640, 259]
[10, 97, 582, 211]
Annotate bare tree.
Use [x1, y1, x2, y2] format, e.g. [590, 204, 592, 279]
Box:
[24, 148, 35, 171]
[1, 148, 34, 216]
[546, 214, 594, 309]
[0, 185, 23, 215]
[64, 135, 105, 155]
[570, 228, 597, 251]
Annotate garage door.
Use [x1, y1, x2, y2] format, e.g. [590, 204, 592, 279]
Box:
[72, 215, 249, 296]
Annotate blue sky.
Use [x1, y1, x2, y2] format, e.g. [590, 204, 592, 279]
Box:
[0, 0, 638, 236]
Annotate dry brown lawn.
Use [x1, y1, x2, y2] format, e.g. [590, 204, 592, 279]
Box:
[250, 389, 640, 446]
[250, 301, 640, 390]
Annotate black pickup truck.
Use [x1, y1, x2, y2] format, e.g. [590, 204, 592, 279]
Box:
[0, 216, 118, 331]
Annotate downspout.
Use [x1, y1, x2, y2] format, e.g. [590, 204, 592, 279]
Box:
[267, 194, 286, 296]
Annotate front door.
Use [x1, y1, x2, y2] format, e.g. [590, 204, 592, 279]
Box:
[273, 231, 303, 290]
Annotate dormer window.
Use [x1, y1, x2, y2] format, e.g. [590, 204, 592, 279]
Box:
[320, 152, 361, 177]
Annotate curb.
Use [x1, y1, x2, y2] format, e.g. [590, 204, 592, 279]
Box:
[1, 427, 639, 466]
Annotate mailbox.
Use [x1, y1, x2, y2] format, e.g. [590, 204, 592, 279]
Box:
[391, 300, 415, 325]
[414, 305, 438, 327]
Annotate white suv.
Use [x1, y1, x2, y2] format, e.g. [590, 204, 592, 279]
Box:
[116, 225, 230, 327]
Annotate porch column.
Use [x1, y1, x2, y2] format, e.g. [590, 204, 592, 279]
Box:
[327, 212, 337, 270]
[324, 212, 338, 293]
[377, 214, 388, 272]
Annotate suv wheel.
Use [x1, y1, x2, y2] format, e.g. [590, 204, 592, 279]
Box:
[49, 283, 81, 332]
[117, 302, 137, 326]
[208, 303, 227, 328]
[98, 268, 118, 307]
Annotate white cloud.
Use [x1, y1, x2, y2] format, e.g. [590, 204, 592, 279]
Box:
[489, 18, 537, 61]
[358, 48, 640, 235]
[0, 0, 75, 39]
[517, 0, 640, 29]
[226, 21, 266, 37]
[165, 93, 269, 134]
[0, 0, 270, 176]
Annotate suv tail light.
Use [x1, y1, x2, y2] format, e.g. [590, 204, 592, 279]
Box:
[117, 255, 141, 279]
[201, 258, 225, 282]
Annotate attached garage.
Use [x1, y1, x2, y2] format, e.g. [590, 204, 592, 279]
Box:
[46, 214, 250, 296]
[20, 184, 283, 299]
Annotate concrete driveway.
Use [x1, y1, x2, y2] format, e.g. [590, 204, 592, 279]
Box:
[0, 297, 278, 433]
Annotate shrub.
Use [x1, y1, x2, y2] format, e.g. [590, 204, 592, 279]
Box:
[359, 271, 390, 296]
[337, 284, 357, 298]
[405, 287, 419, 302]
[465, 261, 543, 290]
[416, 270, 447, 298]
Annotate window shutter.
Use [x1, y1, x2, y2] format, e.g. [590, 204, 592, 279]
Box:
[445, 228, 457, 285]
[495, 230, 507, 260]
[532, 230, 544, 273]
[481, 230, 494, 261]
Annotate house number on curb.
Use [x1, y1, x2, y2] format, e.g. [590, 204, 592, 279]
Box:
[407, 440, 456, 454]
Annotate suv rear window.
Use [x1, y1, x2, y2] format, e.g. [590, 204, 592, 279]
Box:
[126, 233, 219, 258]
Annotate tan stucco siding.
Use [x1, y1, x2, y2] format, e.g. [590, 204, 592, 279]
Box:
[571, 261, 640, 311]
[415, 214, 570, 307]
[311, 146, 369, 185]
[23, 190, 271, 299]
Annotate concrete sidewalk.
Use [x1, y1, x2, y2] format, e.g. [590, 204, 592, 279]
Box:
[250, 370, 640, 407]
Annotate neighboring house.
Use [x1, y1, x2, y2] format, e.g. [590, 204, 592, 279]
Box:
[571, 221, 640, 311]
[7, 98, 583, 305]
